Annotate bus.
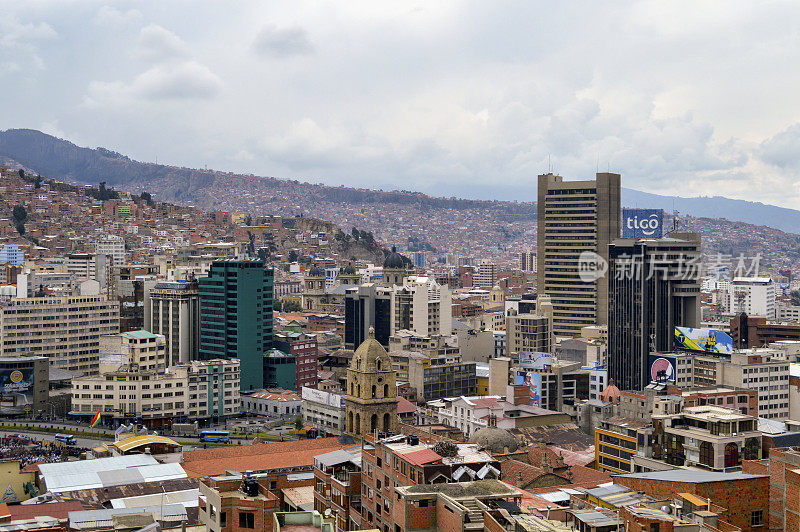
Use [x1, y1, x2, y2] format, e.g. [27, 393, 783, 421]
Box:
[199, 430, 230, 443]
[54, 434, 77, 445]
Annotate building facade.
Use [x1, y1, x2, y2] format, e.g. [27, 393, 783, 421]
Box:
[146, 280, 201, 366]
[199, 260, 274, 392]
[0, 295, 120, 374]
[537, 172, 621, 336]
[608, 233, 701, 391]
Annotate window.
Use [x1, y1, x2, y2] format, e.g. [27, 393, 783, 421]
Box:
[239, 512, 255, 528]
[220, 512, 227, 527]
[751, 509, 763, 527]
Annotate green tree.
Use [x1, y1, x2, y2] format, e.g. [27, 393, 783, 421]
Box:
[294, 414, 304, 430]
[17, 169, 24, 179]
[245, 215, 253, 226]
[288, 250, 298, 262]
[12, 205, 27, 225]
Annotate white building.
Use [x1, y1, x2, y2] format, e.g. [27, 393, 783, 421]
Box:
[301, 387, 346, 436]
[241, 389, 302, 418]
[96, 235, 126, 265]
[729, 277, 776, 319]
[393, 276, 452, 337]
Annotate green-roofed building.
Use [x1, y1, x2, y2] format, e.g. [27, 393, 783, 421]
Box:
[199, 259, 274, 392]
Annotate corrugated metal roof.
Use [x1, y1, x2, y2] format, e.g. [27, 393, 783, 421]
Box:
[40, 455, 186, 493]
[69, 504, 187, 530]
[112, 434, 181, 452]
[110, 489, 199, 509]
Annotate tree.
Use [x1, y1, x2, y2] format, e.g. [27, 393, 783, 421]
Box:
[246, 231, 256, 255]
[294, 414, 304, 430]
[140, 191, 153, 206]
[34, 176, 41, 189]
[12, 205, 27, 225]
[288, 250, 298, 263]
[352, 227, 360, 240]
[245, 215, 253, 226]
[17, 169, 24, 179]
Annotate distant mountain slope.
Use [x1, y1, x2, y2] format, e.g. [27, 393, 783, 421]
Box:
[621, 188, 800, 234]
[1, 128, 800, 234]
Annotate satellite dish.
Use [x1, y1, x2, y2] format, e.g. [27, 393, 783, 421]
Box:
[577, 502, 585, 510]
[139, 427, 147, 434]
[661, 505, 672, 514]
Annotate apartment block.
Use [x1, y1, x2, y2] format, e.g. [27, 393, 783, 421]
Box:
[0, 295, 120, 373]
[146, 280, 201, 366]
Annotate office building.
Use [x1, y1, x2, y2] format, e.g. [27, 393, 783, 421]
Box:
[607, 233, 701, 391]
[473, 261, 497, 289]
[262, 349, 296, 390]
[71, 341, 240, 427]
[146, 280, 201, 366]
[537, 172, 621, 336]
[392, 275, 452, 337]
[505, 310, 553, 357]
[390, 351, 476, 402]
[731, 314, 800, 348]
[0, 244, 23, 266]
[95, 234, 126, 265]
[344, 283, 392, 349]
[519, 249, 536, 272]
[199, 259, 274, 392]
[0, 295, 119, 373]
[274, 331, 319, 390]
[412, 251, 426, 268]
[302, 387, 346, 436]
[729, 277, 776, 319]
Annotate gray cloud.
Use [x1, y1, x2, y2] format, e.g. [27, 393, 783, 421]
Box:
[252, 24, 313, 57]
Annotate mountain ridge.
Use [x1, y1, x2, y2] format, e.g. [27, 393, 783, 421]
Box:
[1, 128, 800, 234]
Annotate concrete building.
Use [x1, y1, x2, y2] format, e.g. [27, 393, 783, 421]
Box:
[71, 353, 240, 428]
[0, 354, 49, 417]
[199, 259, 274, 392]
[145, 280, 201, 366]
[608, 233, 702, 391]
[730, 277, 776, 319]
[505, 310, 553, 357]
[393, 276, 452, 337]
[263, 349, 296, 390]
[730, 313, 800, 349]
[391, 350, 477, 402]
[199, 475, 280, 532]
[519, 250, 536, 272]
[0, 244, 23, 266]
[344, 283, 392, 350]
[241, 389, 301, 419]
[95, 234, 125, 265]
[473, 261, 497, 289]
[302, 387, 347, 436]
[537, 172, 621, 336]
[312, 448, 362, 531]
[0, 294, 119, 374]
[652, 405, 761, 472]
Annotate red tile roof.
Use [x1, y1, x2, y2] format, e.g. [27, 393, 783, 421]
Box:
[402, 448, 442, 467]
[469, 398, 501, 408]
[396, 397, 417, 414]
[181, 438, 347, 477]
[8, 501, 83, 521]
[21, 461, 44, 473]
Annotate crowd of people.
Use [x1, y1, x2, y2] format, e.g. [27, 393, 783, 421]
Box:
[0, 435, 89, 467]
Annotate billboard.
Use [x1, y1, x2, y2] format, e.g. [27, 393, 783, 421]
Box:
[674, 327, 734, 355]
[622, 208, 664, 238]
[514, 371, 541, 407]
[301, 386, 345, 408]
[518, 352, 553, 371]
[648, 354, 677, 383]
[0, 367, 34, 415]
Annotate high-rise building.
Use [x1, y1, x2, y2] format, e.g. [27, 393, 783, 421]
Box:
[146, 280, 201, 366]
[607, 233, 701, 390]
[412, 251, 426, 268]
[392, 276, 452, 337]
[474, 261, 498, 289]
[519, 250, 536, 272]
[344, 283, 392, 349]
[0, 295, 119, 373]
[505, 310, 553, 356]
[198, 260, 274, 392]
[537, 172, 621, 336]
[729, 277, 776, 319]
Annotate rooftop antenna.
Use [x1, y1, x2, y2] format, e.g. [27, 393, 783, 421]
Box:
[548, 154, 551, 173]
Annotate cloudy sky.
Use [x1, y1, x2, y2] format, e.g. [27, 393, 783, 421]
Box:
[2, 1, 800, 205]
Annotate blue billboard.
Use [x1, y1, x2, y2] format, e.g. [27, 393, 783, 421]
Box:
[622, 208, 664, 238]
[674, 327, 734, 355]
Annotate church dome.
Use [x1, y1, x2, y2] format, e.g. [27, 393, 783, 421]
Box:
[308, 264, 325, 277]
[343, 262, 357, 275]
[350, 328, 392, 373]
[469, 426, 518, 454]
[599, 380, 621, 404]
[383, 246, 405, 269]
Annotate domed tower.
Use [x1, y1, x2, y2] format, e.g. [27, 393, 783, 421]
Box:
[339, 262, 360, 286]
[345, 327, 397, 439]
[383, 246, 407, 287]
[303, 264, 326, 310]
